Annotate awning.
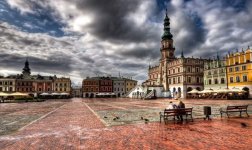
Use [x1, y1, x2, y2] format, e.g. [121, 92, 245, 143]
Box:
[0, 92, 10, 96]
[9, 92, 29, 96]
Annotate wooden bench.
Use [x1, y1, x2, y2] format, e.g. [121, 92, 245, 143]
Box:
[160, 108, 193, 123]
[220, 105, 249, 118]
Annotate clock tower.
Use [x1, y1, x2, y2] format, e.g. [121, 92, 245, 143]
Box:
[160, 10, 175, 61]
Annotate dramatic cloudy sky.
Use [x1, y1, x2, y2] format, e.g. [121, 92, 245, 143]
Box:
[0, 0, 252, 85]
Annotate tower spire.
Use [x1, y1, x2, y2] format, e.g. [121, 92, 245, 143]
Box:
[22, 58, 31, 78]
[181, 50, 184, 58]
[162, 9, 173, 40]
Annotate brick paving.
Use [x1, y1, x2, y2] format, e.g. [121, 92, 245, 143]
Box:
[0, 98, 251, 149]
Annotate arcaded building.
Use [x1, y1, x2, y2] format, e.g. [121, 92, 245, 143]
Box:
[144, 12, 207, 98]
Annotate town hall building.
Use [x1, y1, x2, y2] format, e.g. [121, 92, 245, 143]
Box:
[143, 11, 208, 98]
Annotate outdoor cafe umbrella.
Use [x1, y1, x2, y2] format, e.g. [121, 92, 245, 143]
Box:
[51, 93, 61, 95]
[215, 88, 230, 93]
[187, 89, 200, 94]
[40, 93, 50, 96]
[231, 88, 246, 93]
[0, 92, 10, 96]
[60, 93, 69, 95]
[198, 89, 214, 94]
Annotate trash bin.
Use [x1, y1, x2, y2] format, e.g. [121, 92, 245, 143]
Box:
[204, 106, 211, 120]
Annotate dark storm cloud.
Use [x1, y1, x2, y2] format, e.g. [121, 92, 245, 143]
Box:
[0, 53, 72, 74]
[75, 0, 159, 43]
[118, 47, 160, 60]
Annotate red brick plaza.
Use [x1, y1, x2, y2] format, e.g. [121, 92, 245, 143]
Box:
[0, 98, 252, 150]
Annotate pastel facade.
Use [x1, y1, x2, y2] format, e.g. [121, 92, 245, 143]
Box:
[0, 78, 16, 92]
[82, 77, 137, 98]
[204, 58, 227, 90]
[16, 79, 33, 93]
[112, 77, 126, 97]
[53, 77, 71, 94]
[82, 78, 99, 98]
[125, 79, 137, 93]
[226, 47, 252, 98]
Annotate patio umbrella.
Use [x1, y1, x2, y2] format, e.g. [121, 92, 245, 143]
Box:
[215, 88, 228, 93]
[0, 92, 10, 96]
[231, 88, 246, 93]
[40, 93, 50, 96]
[198, 89, 214, 94]
[60, 93, 69, 95]
[51, 93, 61, 95]
[187, 89, 200, 94]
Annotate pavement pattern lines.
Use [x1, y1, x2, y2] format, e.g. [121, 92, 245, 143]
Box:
[0, 98, 251, 149]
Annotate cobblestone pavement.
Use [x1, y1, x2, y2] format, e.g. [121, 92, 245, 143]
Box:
[0, 98, 251, 149]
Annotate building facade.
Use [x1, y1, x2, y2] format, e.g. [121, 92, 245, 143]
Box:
[82, 77, 137, 98]
[226, 47, 252, 98]
[82, 77, 99, 98]
[16, 79, 33, 93]
[71, 86, 82, 97]
[53, 77, 71, 94]
[125, 79, 137, 93]
[204, 57, 227, 90]
[0, 78, 16, 92]
[112, 77, 125, 97]
[99, 77, 113, 93]
[144, 11, 206, 98]
[32, 75, 53, 94]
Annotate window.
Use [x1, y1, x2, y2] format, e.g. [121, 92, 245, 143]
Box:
[0, 87, 2, 91]
[173, 78, 175, 84]
[243, 75, 248, 82]
[208, 71, 211, 75]
[242, 65, 246, 70]
[178, 68, 180, 72]
[230, 77, 233, 83]
[209, 79, 212, 85]
[187, 67, 191, 72]
[214, 70, 217, 74]
[173, 69, 175, 74]
[235, 67, 239, 71]
[0, 82, 2, 85]
[236, 76, 240, 82]
[196, 67, 199, 73]
[229, 68, 233, 72]
[197, 77, 200, 83]
[214, 79, 218, 84]
[188, 77, 191, 83]
[10, 87, 13, 91]
[221, 78, 225, 84]
[178, 77, 180, 83]
[169, 79, 171, 84]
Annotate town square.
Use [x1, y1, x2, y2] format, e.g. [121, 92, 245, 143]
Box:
[0, 98, 252, 149]
[1, 0, 252, 149]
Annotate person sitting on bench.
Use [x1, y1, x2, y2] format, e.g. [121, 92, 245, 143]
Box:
[166, 101, 177, 109]
[177, 100, 185, 121]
